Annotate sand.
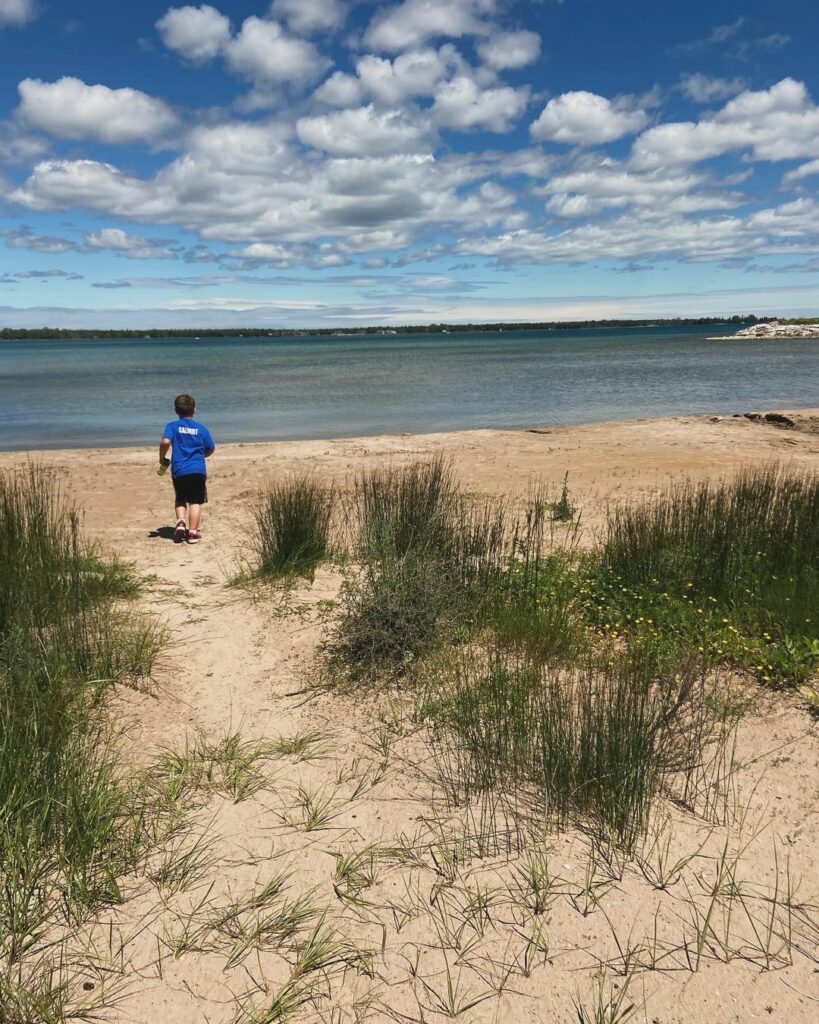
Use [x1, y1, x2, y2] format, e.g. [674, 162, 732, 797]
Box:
[2, 409, 818, 1023]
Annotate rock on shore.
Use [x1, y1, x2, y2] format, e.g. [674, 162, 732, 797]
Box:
[710, 320, 819, 340]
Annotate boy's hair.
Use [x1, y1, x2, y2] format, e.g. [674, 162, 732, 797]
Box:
[174, 393, 196, 417]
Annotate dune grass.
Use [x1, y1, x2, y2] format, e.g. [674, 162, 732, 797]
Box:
[249, 473, 335, 580]
[330, 458, 817, 849]
[246, 473, 335, 581]
[0, 464, 163, 1007]
[428, 648, 738, 851]
[331, 456, 509, 674]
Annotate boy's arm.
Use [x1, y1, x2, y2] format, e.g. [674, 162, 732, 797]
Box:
[204, 427, 215, 457]
[159, 436, 171, 466]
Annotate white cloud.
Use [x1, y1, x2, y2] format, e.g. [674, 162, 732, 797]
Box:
[0, 118, 48, 163]
[314, 71, 364, 107]
[632, 78, 819, 169]
[230, 241, 295, 264]
[270, 0, 345, 34]
[11, 159, 146, 212]
[17, 77, 177, 144]
[531, 91, 648, 145]
[457, 192, 819, 265]
[315, 45, 468, 108]
[542, 163, 740, 219]
[224, 16, 329, 85]
[296, 105, 430, 156]
[156, 5, 231, 62]
[364, 0, 496, 52]
[432, 76, 528, 132]
[783, 158, 819, 185]
[84, 227, 174, 258]
[679, 73, 746, 104]
[477, 30, 540, 70]
[0, 0, 36, 28]
[1, 225, 78, 253]
[356, 48, 455, 104]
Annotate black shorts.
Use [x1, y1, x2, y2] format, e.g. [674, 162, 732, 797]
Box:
[173, 473, 208, 505]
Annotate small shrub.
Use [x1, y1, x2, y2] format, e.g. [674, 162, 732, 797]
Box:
[550, 472, 576, 522]
[250, 474, 334, 580]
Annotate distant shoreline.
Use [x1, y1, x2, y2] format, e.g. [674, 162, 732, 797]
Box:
[0, 316, 766, 341]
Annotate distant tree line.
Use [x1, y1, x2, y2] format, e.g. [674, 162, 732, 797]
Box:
[0, 315, 772, 341]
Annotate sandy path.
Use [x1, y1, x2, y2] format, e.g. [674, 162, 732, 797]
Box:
[2, 410, 818, 1023]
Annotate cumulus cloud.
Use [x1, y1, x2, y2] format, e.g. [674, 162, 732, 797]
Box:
[477, 30, 540, 70]
[314, 71, 364, 107]
[531, 91, 648, 145]
[0, 0, 37, 28]
[224, 16, 329, 85]
[631, 78, 819, 169]
[155, 5, 231, 62]
[230, 241, 296, 265]
[364, 0, 496, 52]
[17, 77, 177, 144]
[11, 159, 146, 212]
[296, 105, 430, 156]
[540, 161, 739, 218]
[482, 192, 819, 266]
[679, 73, 746, 103]
[356, 48, 456, 104]
[84, 227, 175, 258]
[314, 45, 470, 108]
[431, 76, 528, 132]
[270, 0, 345, 35]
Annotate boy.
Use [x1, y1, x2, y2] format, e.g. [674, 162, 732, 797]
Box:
[159, 394, 215, 544]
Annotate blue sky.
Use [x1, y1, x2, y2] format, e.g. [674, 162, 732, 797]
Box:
[1, 0, 818, 328]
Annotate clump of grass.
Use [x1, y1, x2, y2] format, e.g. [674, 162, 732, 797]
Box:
[356, 453, 459, 560]
[0, 464, 163, 1008]
[431, 647, 736, 851]
[248, 474, 334, 581]
[331, 457, 508, 675]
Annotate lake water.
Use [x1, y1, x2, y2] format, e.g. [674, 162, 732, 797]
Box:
[1, 325, 817, 451]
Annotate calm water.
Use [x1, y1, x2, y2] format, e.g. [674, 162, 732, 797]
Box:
[1, 325, 817, 451]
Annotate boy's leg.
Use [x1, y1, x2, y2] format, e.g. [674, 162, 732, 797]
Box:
[188, 504, 201, 531]
[174, 503, 188, 541]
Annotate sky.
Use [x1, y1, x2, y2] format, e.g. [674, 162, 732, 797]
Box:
[1, 0, 818, 329]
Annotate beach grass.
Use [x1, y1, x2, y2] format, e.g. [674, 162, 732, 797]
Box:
[331, 457, 507, 674]
[426, 647, 737, 851]
[247, 473, 334, 581]
[0, 464, 164, 1004]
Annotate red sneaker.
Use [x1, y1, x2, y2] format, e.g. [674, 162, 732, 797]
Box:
[174, 520, 187, 542]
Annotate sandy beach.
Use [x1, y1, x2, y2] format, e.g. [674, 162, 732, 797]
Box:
[2, 409, 818, 1023]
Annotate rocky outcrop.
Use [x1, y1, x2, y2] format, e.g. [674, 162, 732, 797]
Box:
[710, 320, 819, 340]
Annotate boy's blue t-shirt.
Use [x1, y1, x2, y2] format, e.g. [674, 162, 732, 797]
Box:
[162, 418, 215, 477]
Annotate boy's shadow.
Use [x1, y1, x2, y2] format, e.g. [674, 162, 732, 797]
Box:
[148, 525, 177, 541]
